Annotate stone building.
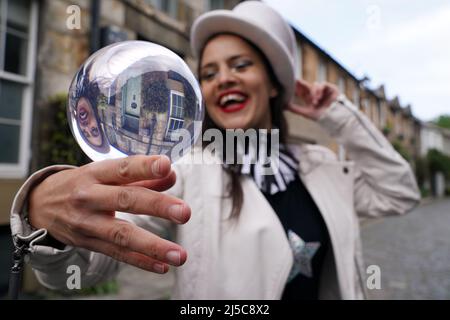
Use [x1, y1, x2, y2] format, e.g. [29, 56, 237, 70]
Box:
[287, 29, 420, 163]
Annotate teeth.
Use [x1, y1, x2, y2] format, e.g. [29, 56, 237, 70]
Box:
[219, 93, 246, 106]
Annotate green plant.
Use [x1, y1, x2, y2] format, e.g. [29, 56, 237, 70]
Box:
[446, 187, 450, 196]
[44, 279, 119, 298]
[414, 156, 429, 188]
[392, 140, 411, 162]
[39, 94, 90, 169]
[382, 120, 393, 136]
[420, 186, 430, 198]
[77, 279, 119, 296]
[434, 114, 450, 130]
[426, 149, 450, 178]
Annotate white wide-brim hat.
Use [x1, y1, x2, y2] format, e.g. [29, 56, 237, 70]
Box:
[191, 1, 299, 106]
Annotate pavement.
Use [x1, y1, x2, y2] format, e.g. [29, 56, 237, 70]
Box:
[361, 197, 450, 299]
[37, 197, 450, 300]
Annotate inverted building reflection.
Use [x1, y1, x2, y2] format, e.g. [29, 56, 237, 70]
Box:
[93, 70, 198, 156]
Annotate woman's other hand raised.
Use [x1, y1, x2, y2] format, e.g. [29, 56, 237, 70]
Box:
[288, 79, 339, 121]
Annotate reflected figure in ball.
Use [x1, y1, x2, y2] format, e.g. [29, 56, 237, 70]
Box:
[76, 97, 103, 148]
[70, 64, 110, 154]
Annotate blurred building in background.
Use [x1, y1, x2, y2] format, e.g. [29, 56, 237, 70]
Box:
[0, 0, 448, 296]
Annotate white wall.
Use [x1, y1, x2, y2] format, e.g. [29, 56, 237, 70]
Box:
[420, 125, 444, 156]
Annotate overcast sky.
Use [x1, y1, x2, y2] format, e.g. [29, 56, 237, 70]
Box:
[264, 0, 450, 121]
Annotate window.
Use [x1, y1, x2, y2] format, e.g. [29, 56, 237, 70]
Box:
[0, 0, 38, 178]
[317, 58, 327, 82]
[363, 98, 371, 117]
[296, 40, 302, 78]
[337, 76, 346, 94]
[165, 91, 185, 141]
[209, 0, 225, 10]
[353, 87, 360, 107]
[395, 112, 402, 135]
[146, 0, 178, 19]
[171, 92, 184, 118]
[377, 100, 385, 127]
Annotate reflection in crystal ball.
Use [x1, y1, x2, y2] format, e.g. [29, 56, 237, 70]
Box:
[67, 41, 204, 162]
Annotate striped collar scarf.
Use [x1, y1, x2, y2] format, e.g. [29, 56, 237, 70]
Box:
[226, 144, 299, 195]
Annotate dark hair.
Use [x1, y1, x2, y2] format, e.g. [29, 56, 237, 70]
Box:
[199, 33, 289, 219]
[71, 64, 109, 153]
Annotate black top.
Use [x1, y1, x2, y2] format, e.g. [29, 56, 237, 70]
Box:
[262, 175, 331, 300]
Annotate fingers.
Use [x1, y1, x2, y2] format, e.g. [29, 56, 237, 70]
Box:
[127, 170, 177, 192]
[288, 81, 338, 120]
[295, 80, 338, 107]
[87, 155, 172, 185]
[314, 83, 339, 108]
[76, 183, 191, 223]
[76, 215, 187, 267]
[296, 79, 312, 93]
[294, 79, 314, 105]
[78, 235, 169, 273]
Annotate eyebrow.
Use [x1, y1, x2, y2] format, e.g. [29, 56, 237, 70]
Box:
[200, 54, 249, 70]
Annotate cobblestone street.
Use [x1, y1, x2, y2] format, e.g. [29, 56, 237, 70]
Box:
[361, 198, 450, 300]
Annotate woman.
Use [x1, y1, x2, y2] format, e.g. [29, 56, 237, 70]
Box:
[10, 1, 420, 299]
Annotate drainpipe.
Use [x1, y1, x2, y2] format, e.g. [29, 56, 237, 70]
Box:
[90, 0, 101, 53]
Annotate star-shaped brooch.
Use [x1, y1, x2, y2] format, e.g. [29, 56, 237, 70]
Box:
[287, 230, 321, 282]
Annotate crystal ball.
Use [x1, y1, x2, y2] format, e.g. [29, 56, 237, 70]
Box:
[67, 41, 204, 162]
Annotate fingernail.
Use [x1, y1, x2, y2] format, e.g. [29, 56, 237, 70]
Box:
[152, 156, 169, 177]
[152, 156, 170, 177]
[153, 263, 166, 273]
[168, 204, 184, 223]
[152, 158, 161, 176]
[166, 250, 181, 265]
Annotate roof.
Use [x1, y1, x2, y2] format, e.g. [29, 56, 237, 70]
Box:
[291, 26, 360, 83]
[289, 23, 420, 120]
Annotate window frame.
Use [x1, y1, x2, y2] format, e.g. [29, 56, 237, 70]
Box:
[165, 90, 185, 141]
[353, 86, 360, 107]
[317, 57, 327, 82]
[0, 0, 38, 178]
[377, 99, 385, 128]
[296, 39, 302, 79]
[337, 76, 346, 94]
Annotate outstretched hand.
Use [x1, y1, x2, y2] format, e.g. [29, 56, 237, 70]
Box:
[288, 79, 339, 121]
[28, 155, 190, 274]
